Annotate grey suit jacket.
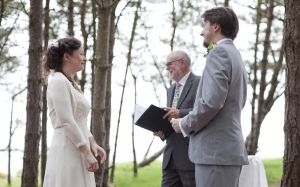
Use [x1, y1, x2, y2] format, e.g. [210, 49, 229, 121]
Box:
[163, 72, 200, 170]
[180, 40, 249, 166]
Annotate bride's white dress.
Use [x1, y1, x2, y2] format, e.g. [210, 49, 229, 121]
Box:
[43, 72, 95, 187]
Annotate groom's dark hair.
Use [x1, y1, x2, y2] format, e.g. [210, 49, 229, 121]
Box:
[201, 7, 239, 40]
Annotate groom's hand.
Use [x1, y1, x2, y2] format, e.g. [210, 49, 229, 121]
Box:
[170, 118, 181, 133]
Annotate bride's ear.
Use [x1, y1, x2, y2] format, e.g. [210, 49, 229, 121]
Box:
[63, 53, 71, 63]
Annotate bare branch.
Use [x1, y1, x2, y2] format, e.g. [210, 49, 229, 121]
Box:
[170, 0, 176, 50]
[264, 43, 284, 113]
[142, 27, 169, 91]
[115, 1, 132, 29]
[0, 13, 20, 55]
[138, 145, 165, 167]
[20, 0, 28, 15]
[110, 0, 121, 9]
[143, 136, 155, 159]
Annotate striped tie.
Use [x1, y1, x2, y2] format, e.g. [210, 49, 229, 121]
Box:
[172, 83, 181, 108]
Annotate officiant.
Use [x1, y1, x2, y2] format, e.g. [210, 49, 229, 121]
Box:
[154, 50, 200, 187]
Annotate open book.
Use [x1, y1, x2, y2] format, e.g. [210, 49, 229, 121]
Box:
[134, 104, 174, 138]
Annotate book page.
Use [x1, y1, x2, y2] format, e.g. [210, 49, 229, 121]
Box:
[134, 104, 147, 123]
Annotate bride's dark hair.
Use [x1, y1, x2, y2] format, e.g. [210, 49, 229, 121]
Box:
[44, 37, 81, 73]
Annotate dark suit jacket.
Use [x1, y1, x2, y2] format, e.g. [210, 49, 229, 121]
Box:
[162, 72, 200, 170]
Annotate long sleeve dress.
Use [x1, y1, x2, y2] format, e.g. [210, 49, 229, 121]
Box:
[43, 72, 95, 187]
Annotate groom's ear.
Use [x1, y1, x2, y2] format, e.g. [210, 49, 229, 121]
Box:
[213, 23, 221, 33]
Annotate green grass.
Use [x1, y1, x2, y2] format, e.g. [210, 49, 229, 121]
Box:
[0, 159, 282, 187]
[114, 162, 162, 187]
[0, 175, 21, 187]
[263, 158, 283, 185]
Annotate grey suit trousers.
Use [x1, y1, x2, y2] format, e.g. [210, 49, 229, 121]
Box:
[162, 155, 196, 187]
[195, 164, 241, 187]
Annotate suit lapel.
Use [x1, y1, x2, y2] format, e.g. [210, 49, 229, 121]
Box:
[177, 73, 195, 108]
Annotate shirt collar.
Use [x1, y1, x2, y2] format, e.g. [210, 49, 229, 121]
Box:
[177, 72, 191, 87]
[216, 38, 232, 45]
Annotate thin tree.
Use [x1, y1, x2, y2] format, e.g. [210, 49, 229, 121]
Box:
[41, 0, 50, 184]
[281, 0, 300, 186]
[101, 4, 118, 186]
[90, 0, 97, 106]
[245, 0, 284, 155]
[21, 0, 43, 186]
[8, 87, 26, 186]
[67, 0, 74, 36]
[0, 0, 4, 25]
[224, 0, 229, 7]
[130, 66, 138, 177]
[170, 0, 176, 51]
[79, 0, 89, 92]
[91, 0, 120, 186]
[110, 0, 141, 183]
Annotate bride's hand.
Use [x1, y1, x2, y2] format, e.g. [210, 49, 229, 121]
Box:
[79, 144, 99, 172]
[84, 152, 99, 172]
[91, 143, 107, 164]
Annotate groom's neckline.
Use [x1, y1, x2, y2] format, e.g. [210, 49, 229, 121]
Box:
[216, 38, 232, 45]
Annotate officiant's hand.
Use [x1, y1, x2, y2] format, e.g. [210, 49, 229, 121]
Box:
[170, 118, 182, 133]
[163, 107, 179, 121]
[153, 131, 165, 140]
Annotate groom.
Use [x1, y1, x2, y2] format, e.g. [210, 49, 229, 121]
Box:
[171, 7, 249, 187]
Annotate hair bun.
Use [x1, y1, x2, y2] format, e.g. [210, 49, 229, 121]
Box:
[45, 45, 62, 70]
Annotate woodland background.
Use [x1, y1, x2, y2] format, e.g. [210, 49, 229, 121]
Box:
[0, 0, 300, 186]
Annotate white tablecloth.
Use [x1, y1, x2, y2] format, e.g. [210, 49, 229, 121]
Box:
[239, 156, 268, 187]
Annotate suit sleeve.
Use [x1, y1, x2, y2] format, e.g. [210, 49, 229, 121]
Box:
[49, 78, 87, 148]
[179, 108, 193, 117]
[180, 47, 231, 135]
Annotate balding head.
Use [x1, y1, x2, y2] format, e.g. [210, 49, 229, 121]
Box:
[166, 50, 191, 82]
[167, 50, 191, 67]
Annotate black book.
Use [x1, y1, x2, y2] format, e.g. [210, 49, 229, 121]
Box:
[135, 104, 174, 138]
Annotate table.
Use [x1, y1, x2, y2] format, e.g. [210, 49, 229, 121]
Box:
[239, 155, 268, 187]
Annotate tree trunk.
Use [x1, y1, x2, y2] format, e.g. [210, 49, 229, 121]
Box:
[90, 0, 97, 107]
[101, 5, 117, 187]
[80, 0, 88, 92]
[8, 97, 13, 185]
[41, 0, 50, 184]
[245, 0, 283, 155]
[91, 1, 112, 186]
[281, 0, 300, 186]
[131, 72, 138, 177]
[224, 0, 229, 7]
[0, 0, 4, 25]
[170, 0, 176, 51]
[7, 87, 26, 186]
[67, 0, 74, 36]
[246, 0, 262, 155]
[110, 0, 141, 183]
[21, 0, 43, 186]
